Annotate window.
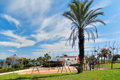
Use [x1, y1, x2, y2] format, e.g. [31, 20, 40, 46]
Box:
[67, 59, 70, 61]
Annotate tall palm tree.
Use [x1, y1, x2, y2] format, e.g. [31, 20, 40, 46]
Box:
[63, 0, 105, 73]
[44, 53, 51, 62]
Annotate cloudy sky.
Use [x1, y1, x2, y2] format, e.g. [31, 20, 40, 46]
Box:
[0, 0, 120, 59]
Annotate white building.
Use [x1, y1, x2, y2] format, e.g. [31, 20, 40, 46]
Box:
[58, 56, 78, 65]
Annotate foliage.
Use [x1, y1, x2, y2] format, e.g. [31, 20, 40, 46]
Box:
[63, 54, 68, 57]
[44, 53, 51, 62]
[101, 48, 111, 63]
[0, 61, 5, 67]
[43, 61, 62, 67]
[16, 58, 23, 64]
[89, 55, 96, 60]
[12, 63, 23, 69]
[112, 54, 120, 61]
[63, 0, 105, 73]
[6, 57, 12, 67]
[37, 57, 45, 66]
[22, 58, 30, 66]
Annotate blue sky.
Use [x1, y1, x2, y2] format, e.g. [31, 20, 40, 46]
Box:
[0, 0, 120, 59]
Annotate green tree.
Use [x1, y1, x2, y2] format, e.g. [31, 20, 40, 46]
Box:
[0, 61, 5, 68]
[22, 58, 30, 66]
[44, 53, 51, 62]
[37, 57, 44, 66]
[101, 48, 111, 63]
[63, 0, 105, 73]
[97, 53, 102, 63]
[63, 54, 68, 57]
[6, 57, 12, 67]
[16, 58, 23, 64]
[31, 59, 36, 65]
[89, 55, 96, 61]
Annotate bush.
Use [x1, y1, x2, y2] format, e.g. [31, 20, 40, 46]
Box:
[113, 60, 120, 63]
[0, 66, 2, 69]
[24, 64, 33, 67]
[43, 61, 62, 67]
[12, 63, 23, 69]
[70, 63, 80, 67]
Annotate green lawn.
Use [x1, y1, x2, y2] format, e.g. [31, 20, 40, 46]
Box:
[0, 69, 120, 80]
[95, 63, 120, 69]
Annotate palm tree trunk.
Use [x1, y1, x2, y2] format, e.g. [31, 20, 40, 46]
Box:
[104, 57, 105, 63]
[78, 29, 84, 73]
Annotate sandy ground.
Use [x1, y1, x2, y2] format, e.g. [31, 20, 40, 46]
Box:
[18, 67, 108, 75]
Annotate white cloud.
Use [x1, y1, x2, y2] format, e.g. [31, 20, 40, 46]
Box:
[8, 50, 16, 53]
[0, 53, 9, 59]
[32, 38, 109, 57]
[0, 30, 36, 48]
[92, 0, 111, 9]
[31, 14, 72, 42]
[1, 14, 20, 27]
[32, 40, 77, 57]
[6, 0, 53, 27]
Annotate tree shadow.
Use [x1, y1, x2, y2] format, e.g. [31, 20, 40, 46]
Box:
[113, 68, 120, 70]
[6, 73, 78, 80]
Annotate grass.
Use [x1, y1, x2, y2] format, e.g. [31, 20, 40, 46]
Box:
[0, 63, 120, 80]
[0, 69, 120, 80]
[95, 63, 120, 69]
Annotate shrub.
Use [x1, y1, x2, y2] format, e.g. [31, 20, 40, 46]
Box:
[0, 66, 2, 69]
[24, 64, 33, 67]
[70, 63, 80, 67]
[43, 61, 62, 67]
[12, 63, 23, 69]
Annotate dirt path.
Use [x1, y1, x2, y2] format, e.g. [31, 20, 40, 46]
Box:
[18, 67, 77, 75]
[18, 67, 108, 75]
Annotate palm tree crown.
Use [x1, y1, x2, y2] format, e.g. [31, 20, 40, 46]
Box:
[63, 0, 105, 46]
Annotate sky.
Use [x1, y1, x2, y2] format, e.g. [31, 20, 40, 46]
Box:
[0, 0, 120, 59]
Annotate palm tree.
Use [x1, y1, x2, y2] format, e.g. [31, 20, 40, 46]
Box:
[63, 0, 105, 73]
[44, 53, 51, 62]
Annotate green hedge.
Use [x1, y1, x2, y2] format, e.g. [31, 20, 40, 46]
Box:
[43, 61, 62, 67]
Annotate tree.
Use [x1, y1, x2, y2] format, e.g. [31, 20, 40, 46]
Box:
[31, 59, 36, 65]
[44, 53, 51, 62]
[89, 55, 96, 61]
[97, 53, 102, 63]
[6, 57, 12, 67]
[63, 54, 68, 57]
[63, 0, 105, 73]
[37, 57, 44, 66]
[16, 58, 23, 64]
[101, 48, 111, 63]
[22, 58, 30, 66]
[112, 54, 120, 61]
[0, 61, 5, 68]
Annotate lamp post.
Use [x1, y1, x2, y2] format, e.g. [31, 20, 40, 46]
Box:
[12, 54, 16, 73]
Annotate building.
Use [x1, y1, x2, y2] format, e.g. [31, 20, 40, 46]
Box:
[49, 56, 79, 65]
[58, 56, 79, 65]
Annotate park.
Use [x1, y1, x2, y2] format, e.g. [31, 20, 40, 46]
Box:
[0, 0, 120, 80]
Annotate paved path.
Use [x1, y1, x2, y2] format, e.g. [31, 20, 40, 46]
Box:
[0, 69, 32, 75]
[0, 67, 108, 75]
